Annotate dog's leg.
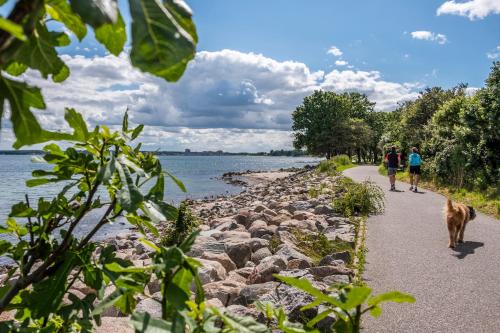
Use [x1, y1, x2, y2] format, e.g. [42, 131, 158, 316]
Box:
[458, 222, 467, 243]
[447, 222, 456, 248]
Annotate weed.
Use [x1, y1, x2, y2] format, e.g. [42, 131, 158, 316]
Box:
[334, 178, 385, 217]
[161, 202, 199, 246]
[291, 228, 354, 265]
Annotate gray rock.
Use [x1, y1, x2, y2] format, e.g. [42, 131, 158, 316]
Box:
[203, 280, 245, 306]
[201, 252, 237, 272]
[275, 245, 313, 265]
[319, 255, 345, 267]
[213, 231, 251, 240]
[188, 239, 226, 257]
[147, 278, 161, 294]
[225, 240, 252, 268]
[234, 282, 279, 306]
[251, 247, 272, 264]
[136, 298, 162, 318]
[323, 274, 350, 285]
[234, 267, 256, 278]
[226, 305, 262, 321]
[308, 265, 353, 278]
[287, 258, 311, 269]
[314, 205, 334, 215]
[198, 259, 227, 284]
[248, 238, 270, 252]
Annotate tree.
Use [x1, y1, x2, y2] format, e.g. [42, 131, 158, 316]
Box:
[0, 0, 197, 148]
[292, 90, 374, 159]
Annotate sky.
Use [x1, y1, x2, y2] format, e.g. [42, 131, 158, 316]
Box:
[1, 0, 499, 152]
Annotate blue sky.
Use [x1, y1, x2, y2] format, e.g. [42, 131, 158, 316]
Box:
[1, 0, 499, 151]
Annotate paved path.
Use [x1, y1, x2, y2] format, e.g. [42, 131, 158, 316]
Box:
[343, 166, 500, 333]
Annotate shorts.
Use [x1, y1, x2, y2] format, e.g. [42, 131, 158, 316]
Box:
[409, 165, 421, 175]
[388, 167, 397, 176]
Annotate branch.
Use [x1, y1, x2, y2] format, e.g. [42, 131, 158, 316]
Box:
[77, 198, 116, 250]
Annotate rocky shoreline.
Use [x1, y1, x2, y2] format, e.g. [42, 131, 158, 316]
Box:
[0, 167, 360, 332]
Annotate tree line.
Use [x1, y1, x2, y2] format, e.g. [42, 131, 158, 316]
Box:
[293, 62, 499, 190]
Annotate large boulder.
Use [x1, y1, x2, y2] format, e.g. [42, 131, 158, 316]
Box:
[188, 238, 226, 257]
[308, 265, 353, 278]
[201, 252, 237, 272]
[225, 240, 252, 268]
[247, 238, 270, 252]
[314, 205, 334, 215]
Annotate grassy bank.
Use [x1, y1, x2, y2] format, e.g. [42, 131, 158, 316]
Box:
[317, 154, 356, 174]
[378, 164, 500, 219]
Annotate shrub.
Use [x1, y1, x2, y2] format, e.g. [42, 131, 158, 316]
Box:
[334, 178, 385, 217]
[317, 159, 338, 175]
[161, 202, 199, 246]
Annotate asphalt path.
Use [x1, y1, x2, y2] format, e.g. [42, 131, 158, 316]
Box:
[343, 166, 500, 333]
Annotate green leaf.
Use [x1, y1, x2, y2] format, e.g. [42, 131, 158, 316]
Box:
[9, 202, 36, 217]
[45, 0, 87, 40]
[92, 288, 122, 316]
[131, 312, 172, 333]
[129, 0, 197, 81]
[164, 171, 186, 192]
[369, 304, 382, 318]
[342, 286, 372, 309]
[53, 63, 70, 82]
[0, 240, 12, 256]
[211, 308, 270, 333]
[146, 174, 164, 201]
[4, 62, 28, 76]
[122, 110, 129, 132]
[274, 275, 342, 307]
[367, 291, 416, 306]
[116, 160, 144, 211]
[0, 17, 26, 41]
[95, 13, 126, 56]
[130, 124, 144, 140]
[307, 309, 334, 328]
[14, 23, 70, 82]
[70, 0, 118, 28]
[24, 253, 77, 318]
[96, 154, 116, 184]
[65, 108, 89, 142]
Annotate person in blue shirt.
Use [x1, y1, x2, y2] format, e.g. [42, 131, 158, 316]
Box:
[408, 147, 422, 192]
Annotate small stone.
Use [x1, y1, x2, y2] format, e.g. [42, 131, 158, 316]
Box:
[251, 247, 272, 264]
[308, 265, 353, 278]
[225, 240, 252, 268]
[136, 298, 162, 318]
[287, 258, 311, 269]
[201, 252, 237, 272]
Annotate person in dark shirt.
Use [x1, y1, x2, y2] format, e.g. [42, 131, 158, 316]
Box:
[386, 146, 400, 191]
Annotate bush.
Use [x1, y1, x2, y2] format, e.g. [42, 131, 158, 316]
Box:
[334, 178, 385, 217]
[161, 202, 199, 246]
[333, 154, 352, 166]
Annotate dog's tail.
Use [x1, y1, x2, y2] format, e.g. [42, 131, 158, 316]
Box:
[446, 198, 456, 213]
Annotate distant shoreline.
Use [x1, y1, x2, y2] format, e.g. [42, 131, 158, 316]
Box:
[0, 150, 313, 157]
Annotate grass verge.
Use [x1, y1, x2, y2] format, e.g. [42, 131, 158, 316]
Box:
[378, 164, 500, 219]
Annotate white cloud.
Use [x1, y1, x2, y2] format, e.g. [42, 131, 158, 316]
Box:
[486, 45, 500, 59]
[410, 31, 448, 44]
[321, 70, 419, 111]
[335, 60, 348, 66]
[327, 46, 343, 57]
[8, 50, 421, 151]
[437, 0, 500, 20]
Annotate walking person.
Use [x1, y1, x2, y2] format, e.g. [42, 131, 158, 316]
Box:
[386, 146, 399, 191]
[408, 147, 422, 192]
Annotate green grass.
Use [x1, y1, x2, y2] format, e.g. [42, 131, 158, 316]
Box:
[378, 164, 500, 219]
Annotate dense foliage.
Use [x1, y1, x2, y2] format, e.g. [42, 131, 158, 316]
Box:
[292, 91, 388, 162]
[383, 62, 499, 191]
[0, 0, 197, 148]
[293, 62, 500, 192]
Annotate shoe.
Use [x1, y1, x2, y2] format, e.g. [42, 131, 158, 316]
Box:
[414, 187, 418, 193]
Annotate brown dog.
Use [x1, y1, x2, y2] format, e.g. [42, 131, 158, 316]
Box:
[444, 198, 476, 248]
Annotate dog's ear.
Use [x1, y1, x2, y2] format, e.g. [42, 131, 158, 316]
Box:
[467, 206, 476, 220]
